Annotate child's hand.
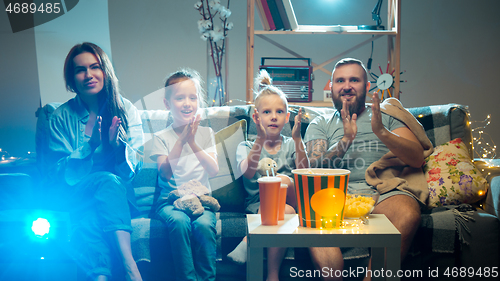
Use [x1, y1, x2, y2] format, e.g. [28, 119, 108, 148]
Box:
[253, 108, 266, 140]
[180, 115, 200, 144]
[292, 107, 303, 141]
[188, 115, 201, 144]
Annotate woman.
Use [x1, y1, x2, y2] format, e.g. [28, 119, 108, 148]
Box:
[47, 42, 143, 281]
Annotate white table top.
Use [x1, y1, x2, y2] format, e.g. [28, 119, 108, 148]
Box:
[246, 214, 402, 281]
[247, 214, 401, 248]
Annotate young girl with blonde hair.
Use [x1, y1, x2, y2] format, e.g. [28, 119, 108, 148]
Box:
[228, 70, 309, 281]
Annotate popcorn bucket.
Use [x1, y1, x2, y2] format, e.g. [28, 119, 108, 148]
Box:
[292, 169, 350, 229]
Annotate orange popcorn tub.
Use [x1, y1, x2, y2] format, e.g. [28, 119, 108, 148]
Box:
[292, 169, 350, 229]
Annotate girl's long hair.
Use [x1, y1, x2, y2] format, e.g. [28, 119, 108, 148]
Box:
[64, 42, 128, 152]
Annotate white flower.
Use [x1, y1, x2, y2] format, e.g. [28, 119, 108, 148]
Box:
[224, 22, 233, 30]
[211, 27, 225, 42]
[219, 7, 231, 19]
[209, 0, 221, 10]
[194, 1, 203, 10]
[201, 32, 211, 41]
[198, 19, 206, 33]
[202, 20, 212, 30]
[432, 146, 444, 155]
[457, 161, 474, 172]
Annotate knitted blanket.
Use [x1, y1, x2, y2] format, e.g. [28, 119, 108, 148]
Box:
[411, 204, 475, 255]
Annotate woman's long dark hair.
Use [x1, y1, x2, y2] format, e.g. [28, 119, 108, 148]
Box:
[63, 42, 128, 152]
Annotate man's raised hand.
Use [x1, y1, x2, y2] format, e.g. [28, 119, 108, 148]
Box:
[370, 92, 384, 135]
[341, 100, 357, 142]
[292, 107, 303, 141]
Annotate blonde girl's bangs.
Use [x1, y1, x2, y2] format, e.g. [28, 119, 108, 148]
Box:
[254, 85, 289, 111]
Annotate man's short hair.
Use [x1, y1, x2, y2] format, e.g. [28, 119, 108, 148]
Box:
[332, 58, 368, 82]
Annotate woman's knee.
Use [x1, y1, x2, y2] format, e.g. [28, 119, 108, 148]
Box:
[94, 172, 126, 192]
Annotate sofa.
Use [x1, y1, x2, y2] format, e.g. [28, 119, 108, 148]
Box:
[31, 102, 500, 280]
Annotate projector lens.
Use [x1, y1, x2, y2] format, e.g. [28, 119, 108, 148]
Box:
[31, 218, 50, 237]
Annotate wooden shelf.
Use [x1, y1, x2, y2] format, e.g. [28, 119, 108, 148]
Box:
[289, 101, 332, 108]
[254, 29, 398, 35]
[246, 0, 401, 102]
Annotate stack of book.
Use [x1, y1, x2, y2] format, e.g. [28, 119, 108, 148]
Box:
[255, 0, 298, 31]
[255, 1, 359, 32]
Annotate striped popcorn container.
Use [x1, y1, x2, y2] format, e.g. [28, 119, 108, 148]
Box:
[292, 169, 350, 229]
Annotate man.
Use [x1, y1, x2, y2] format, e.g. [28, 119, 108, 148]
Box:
[304, 58, 430, 280]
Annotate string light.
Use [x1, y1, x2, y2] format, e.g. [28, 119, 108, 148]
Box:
[469, 112, 497, 167]
[0, 148, 9, 161]
[224, 99, 252, 105]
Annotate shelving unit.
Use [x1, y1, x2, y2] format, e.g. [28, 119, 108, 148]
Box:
[246, 0, 401, 103]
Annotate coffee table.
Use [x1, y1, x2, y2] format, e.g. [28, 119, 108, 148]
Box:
[246, 214, 401, 281]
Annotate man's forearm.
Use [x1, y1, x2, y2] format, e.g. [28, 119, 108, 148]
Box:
[307, 138, 351, 168]
[375, 127, 424, 168]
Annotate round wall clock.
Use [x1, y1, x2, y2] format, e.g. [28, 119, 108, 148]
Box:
[369, 62, 404, 100]
[376, 73, 393, 90]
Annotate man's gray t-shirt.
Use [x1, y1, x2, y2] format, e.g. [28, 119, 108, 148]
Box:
[304, 107, 405, 185]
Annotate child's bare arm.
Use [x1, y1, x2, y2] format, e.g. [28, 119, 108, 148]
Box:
[186, 115, 219, 177]
[240, 138, 266, 179]
[157, 138, 185, 182]
[240, 109, 267, 179]
[292, 108, 309, 169]
[189, 143, 219, 177]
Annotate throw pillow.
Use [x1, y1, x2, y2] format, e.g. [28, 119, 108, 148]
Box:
[209, 119, 247, 212]
[424, 138, 488, 207]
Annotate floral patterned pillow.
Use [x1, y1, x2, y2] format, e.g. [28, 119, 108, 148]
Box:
[424, 138, 488, 207]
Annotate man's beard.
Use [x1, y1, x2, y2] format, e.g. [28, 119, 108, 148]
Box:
[332, 91, 366, 116]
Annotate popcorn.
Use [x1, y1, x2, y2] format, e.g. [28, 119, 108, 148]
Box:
[344, 194, 376, 218]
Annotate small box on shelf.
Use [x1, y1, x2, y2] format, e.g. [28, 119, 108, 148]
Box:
[323, 80, 332, 102]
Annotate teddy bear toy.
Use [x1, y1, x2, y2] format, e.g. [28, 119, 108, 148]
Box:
[167, 179, 221, 216]
[257, 158, 278, 177]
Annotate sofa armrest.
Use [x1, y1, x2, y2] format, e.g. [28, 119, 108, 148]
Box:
[475, 159, 500, 218]
[484, 175, 500, 218]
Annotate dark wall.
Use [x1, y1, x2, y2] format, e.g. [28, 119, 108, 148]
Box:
[0, 0, 499, 158]
[0, 9, 40, 157]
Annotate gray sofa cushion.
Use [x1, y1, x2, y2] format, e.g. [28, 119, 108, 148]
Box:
[407, 103, 473, 157]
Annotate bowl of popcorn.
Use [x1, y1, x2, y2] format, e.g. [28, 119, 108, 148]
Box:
[344, 189, 380, 219]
